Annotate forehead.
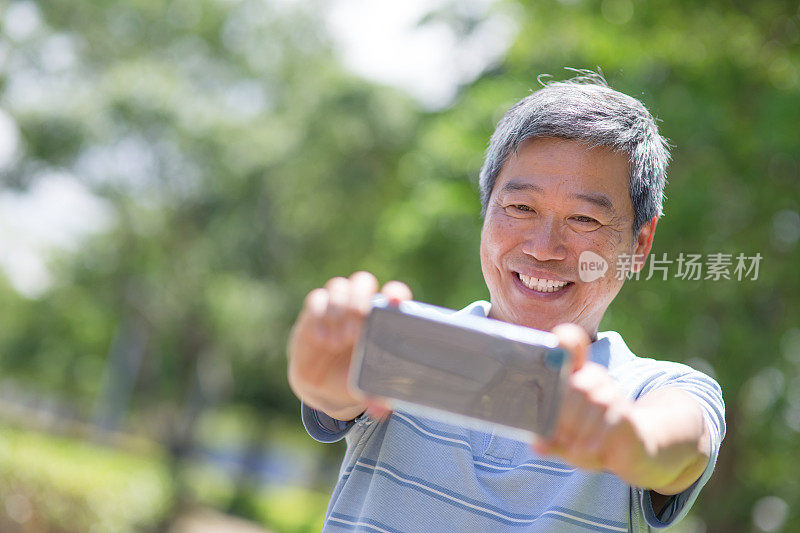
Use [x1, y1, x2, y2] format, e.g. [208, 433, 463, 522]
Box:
[496, 137, 632, 208]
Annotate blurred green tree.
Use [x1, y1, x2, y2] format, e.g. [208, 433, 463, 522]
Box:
[0, 0, 422, 527]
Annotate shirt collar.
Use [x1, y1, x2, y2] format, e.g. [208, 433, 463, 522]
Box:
[463, 300, 635, 371]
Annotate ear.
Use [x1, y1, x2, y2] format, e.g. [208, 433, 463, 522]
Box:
[631, 217, 658, 273]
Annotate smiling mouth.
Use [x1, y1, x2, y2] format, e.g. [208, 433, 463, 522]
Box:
[516, 272, 573, 293]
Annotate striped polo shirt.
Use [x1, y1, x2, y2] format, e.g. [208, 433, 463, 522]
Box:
[302, 301, 725, 532]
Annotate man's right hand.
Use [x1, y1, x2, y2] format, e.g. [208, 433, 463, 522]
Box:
[287, 271, 413, 422]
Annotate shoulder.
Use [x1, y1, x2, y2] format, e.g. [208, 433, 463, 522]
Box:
[597, 331, 724, 404]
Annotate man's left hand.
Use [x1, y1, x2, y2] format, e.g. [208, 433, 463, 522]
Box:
[534, 324, 710, 495]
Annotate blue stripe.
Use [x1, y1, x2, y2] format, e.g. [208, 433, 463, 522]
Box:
[353, 458, 538, 525]
[393, 413, 576, 478]
[548, 506, 628, 529]
[345, 457, 575, 482]
[394, 413, 468, 442]
[349, 458, 625, 531]
[546, 513, 628, 533]
[472, 459, 575, 477]
[327, 512, 405, 533]
[391, 413, 473, 452]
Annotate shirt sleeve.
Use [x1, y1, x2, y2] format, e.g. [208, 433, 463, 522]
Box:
[301, 402, 361, 443]
[633, 366, 726, 528]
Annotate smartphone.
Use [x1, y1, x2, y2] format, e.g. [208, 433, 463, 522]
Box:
[349, 300, 569, 440]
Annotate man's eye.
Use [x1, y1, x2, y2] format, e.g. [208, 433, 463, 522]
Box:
[570, 215, 601, 227]
[507, 204, 534, 213]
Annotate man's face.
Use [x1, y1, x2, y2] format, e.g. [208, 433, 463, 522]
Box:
[480, 137, 656, 336]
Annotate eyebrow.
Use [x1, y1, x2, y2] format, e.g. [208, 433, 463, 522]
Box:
[500, 180, 616, 213]
[500, 181, 543, 194]
[572, 192, 615, 213]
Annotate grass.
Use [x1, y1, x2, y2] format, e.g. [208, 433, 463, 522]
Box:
[0, 424, 332, 532]
[0, 425, 173, 531]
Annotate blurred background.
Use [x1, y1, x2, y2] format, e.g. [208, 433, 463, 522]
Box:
[0, 0, 798, 531]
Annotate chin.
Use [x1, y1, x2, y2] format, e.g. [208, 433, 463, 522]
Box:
[508, 309, 561, 332]
[525, 317, 560, 332]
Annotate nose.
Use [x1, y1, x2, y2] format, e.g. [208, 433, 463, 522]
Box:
[521, 215, 568, 262]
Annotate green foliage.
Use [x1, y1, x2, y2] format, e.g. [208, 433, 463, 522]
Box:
[0, 426, 172, 531]
[252, 486, 329, 533]
[0, 424, 330, 532]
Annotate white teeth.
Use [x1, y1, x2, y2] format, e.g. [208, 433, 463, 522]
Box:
[518, 273, 569, 293]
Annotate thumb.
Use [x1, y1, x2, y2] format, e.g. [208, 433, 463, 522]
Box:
[552, 323, 590, 373]
[380, 280, 413, 307]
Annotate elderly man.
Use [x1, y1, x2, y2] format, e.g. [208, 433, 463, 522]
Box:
[288, 73, 725, 532]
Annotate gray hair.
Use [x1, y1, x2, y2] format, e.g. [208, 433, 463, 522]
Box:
[478, 70, 670, 231]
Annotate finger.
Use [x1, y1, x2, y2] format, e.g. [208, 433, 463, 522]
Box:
[532, 435, 555, 456]
[538, 376, 585, 454]
[554, 404, 605, 471]
[381, 281, 413, 306]
[582, 410, 623, 468]
[550, 386, 583, 450]
[324, 277, 351, 331]
[303, 287, 329, 318]
[533, 436, 568, 458]
[301, 288, 330, 338]
[574, 376, 628, 466]
[562, 365, 610, 450]
[365, 398, 393, 421]
[540, 363, 604, 456]
[348, 271, 379, 315]
[569, 403, 604, 454]
[552, 323, 590, 372]
[291, 289, 336, 386]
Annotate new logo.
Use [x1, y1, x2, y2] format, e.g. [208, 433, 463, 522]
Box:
[578, 251, 608, 282]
